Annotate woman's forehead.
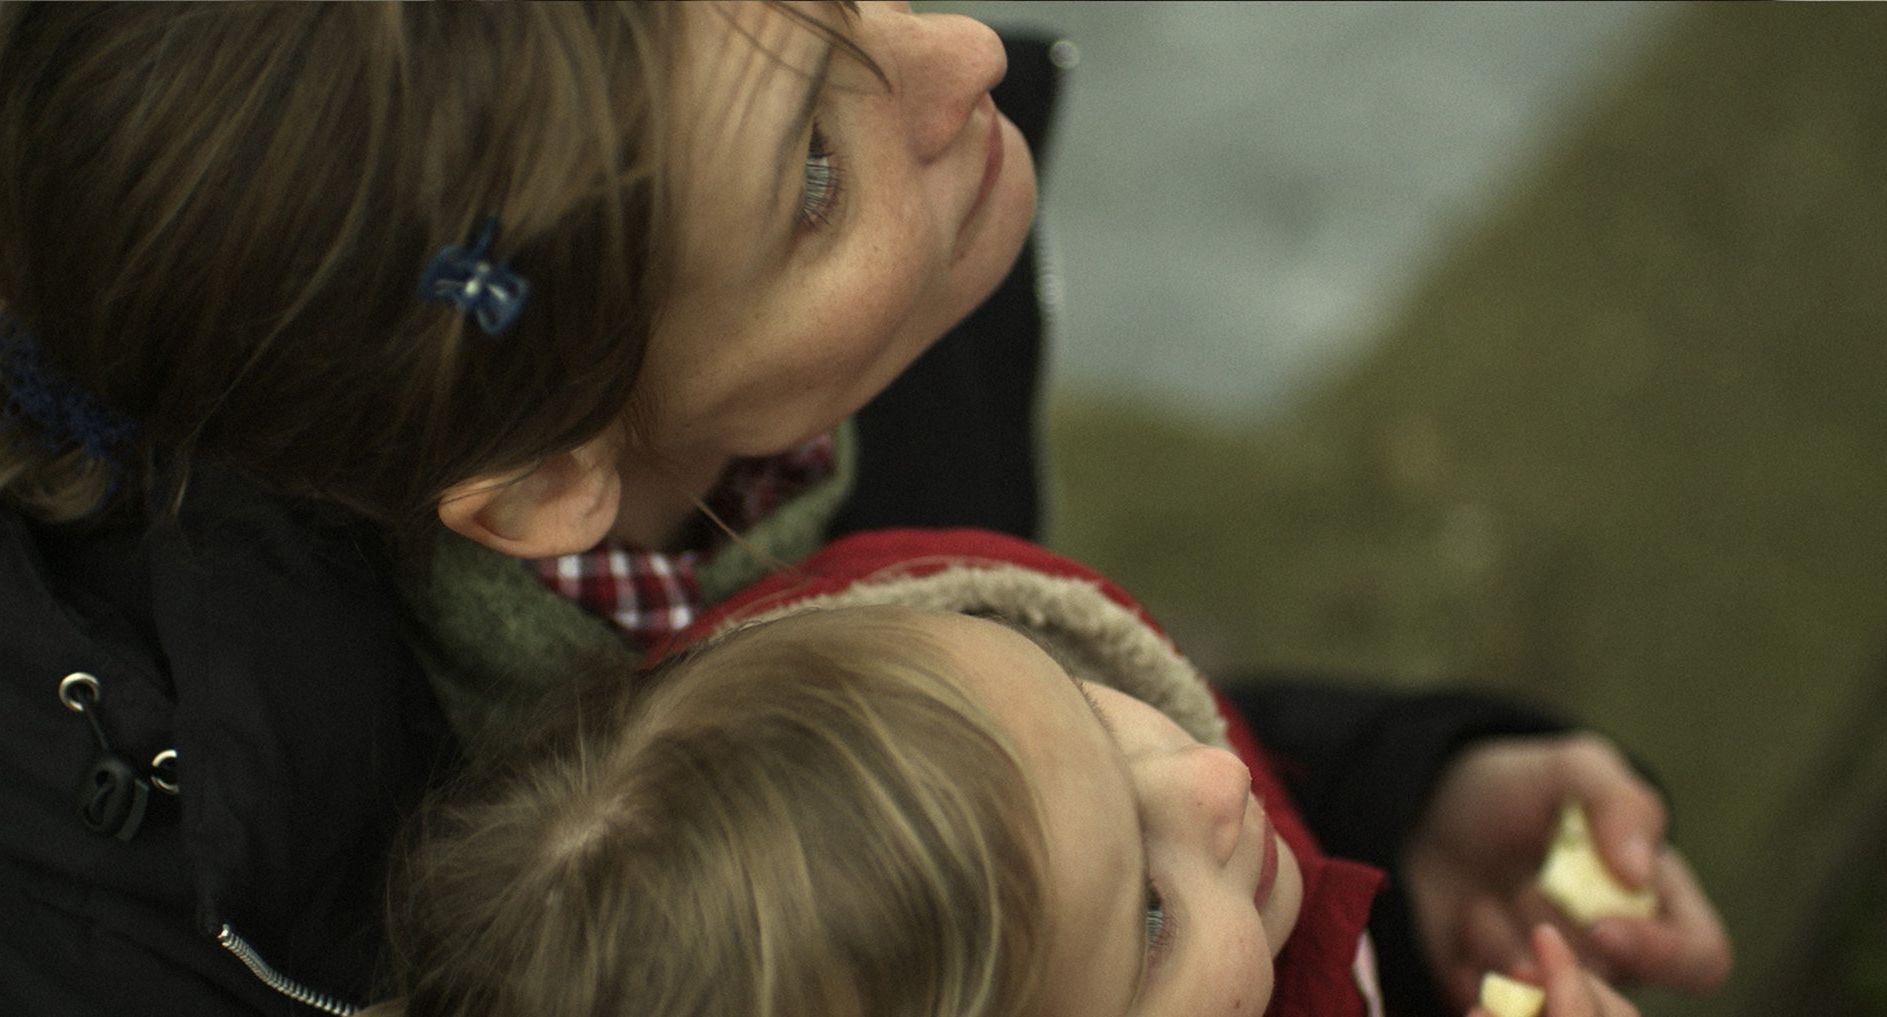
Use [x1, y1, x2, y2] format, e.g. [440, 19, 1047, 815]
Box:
[672, 2, 831, 145]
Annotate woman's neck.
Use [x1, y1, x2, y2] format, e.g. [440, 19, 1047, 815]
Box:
[605, 449, 731, 552]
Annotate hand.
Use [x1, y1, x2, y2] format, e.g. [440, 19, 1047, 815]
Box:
[1404, 734, 1733, 1008]
[1465, 925, 1640, 1017]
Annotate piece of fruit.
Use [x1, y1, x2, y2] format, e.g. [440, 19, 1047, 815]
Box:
[1536, 800, 1658, 923]
[1479, 972, 1545, 1017]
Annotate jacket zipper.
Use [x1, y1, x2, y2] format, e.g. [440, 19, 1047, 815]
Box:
[1033, 37, 1076, 352]
[1033, 216, 1066, 354]
[217, 924, 360, 1016]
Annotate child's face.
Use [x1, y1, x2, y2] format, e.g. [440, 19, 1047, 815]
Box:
[923, 613, 1305, 1017]
[632, 1, 1037, 463]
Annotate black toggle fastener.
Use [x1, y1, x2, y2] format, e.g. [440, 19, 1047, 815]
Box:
[58, 672, 150, 841]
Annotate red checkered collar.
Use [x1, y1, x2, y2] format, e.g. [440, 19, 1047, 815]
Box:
[528, 432, 834, 651]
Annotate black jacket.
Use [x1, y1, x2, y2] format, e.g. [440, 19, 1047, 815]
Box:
[0, 484, 453, 1016]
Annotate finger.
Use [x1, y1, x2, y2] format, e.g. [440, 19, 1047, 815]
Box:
[1452, 896, 1535, 1004]
[1496, 889, 1606, 984]
[1587, 853, 1733, 993]
[1533, 923, 1644, 1017]
[1496, 878, 1632, 979]
[1555, 736, 1666, 887]
[1533, 924, 1596, 1017]
[1580, 971, 1641, 1017]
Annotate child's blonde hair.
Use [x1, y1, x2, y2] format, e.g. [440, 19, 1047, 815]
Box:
[0, 3, 682, 532]
[374, 606, 1050, 1017]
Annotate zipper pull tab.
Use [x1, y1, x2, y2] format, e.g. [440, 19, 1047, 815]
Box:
[59, 672, 150, 841]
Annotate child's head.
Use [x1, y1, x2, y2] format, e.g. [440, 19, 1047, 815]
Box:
[380, 606, 1051, 1017]
[379, 606, 1305, 1017]
[0, 3, 1035, 548]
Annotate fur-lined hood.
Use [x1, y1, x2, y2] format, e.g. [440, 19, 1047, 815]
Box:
[655, 528, 1229, 749]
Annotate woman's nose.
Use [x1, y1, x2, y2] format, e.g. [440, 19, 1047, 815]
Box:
[1141, 745, 1252, 867]
[880, 10, 1007, 163]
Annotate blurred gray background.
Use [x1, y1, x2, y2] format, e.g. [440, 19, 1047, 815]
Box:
[941, 1, 1680, 420]
[924, 4, 1887, 1017]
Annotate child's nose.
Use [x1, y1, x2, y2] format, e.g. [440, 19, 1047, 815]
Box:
[1146, 745, 1253, 867]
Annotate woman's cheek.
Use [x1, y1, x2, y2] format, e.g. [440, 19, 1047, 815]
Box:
[800, 236, 936, 362]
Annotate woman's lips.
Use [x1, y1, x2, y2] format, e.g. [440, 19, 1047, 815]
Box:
[964, 96, 1006, 222]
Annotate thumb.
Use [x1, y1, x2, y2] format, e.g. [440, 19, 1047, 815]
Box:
[1560, 739, 1665, 888]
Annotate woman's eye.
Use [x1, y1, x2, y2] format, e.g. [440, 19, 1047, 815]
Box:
[1143, 879, 1174, 960]
[798, 123, 844, 228]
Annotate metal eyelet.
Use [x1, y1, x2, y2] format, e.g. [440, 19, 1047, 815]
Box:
[150, 749, 179, 795]
[58, 672, 101, 712]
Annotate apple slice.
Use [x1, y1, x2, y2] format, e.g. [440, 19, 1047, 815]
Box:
[1536, 800, 1657, 924]
[1479, 972, 1545, 1017]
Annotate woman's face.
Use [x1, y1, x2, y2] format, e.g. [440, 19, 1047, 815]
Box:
[920, 613, 1306, 1017]
[635, 1, 1037, 462]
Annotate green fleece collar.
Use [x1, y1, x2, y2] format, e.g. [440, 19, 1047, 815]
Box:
[401, 420, 856, 742]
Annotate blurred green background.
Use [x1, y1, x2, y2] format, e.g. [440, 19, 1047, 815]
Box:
[1032, 5, 1887, 1016]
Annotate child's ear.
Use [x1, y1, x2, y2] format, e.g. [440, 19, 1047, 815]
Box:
[436, 434, 622, 558]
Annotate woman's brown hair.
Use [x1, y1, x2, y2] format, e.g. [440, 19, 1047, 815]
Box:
[371, 606, 1051, 1017]
[0, 2, 678, 533]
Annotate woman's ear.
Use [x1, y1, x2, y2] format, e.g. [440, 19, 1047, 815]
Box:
[436, 433, 622, 558]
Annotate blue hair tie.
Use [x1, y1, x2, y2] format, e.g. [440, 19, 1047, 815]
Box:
[0, 319, 139, 464]
[419, 218, 531, 337]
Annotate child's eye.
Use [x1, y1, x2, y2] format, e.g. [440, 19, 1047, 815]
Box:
[798, 123, 844, 229]
[1143, 878, 1174, 962]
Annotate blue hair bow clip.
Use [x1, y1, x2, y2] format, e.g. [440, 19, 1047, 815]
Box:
[419, 218, 531, 337]
[0, 319, 138, 464]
